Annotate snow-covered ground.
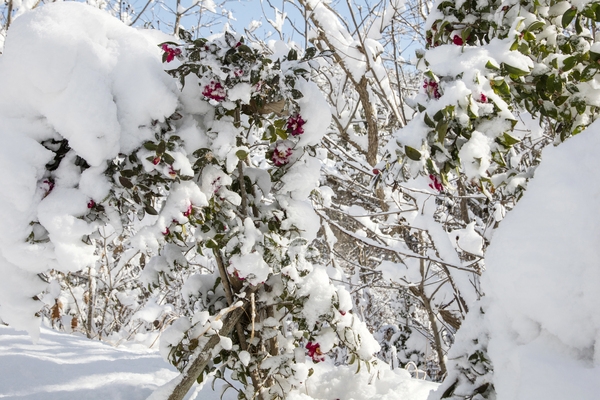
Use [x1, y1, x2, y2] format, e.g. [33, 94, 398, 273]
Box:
[0, 325, 437, 399]
[0, 325, 178, 399]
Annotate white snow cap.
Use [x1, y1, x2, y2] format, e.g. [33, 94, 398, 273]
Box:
[481, 119, 600, 399]
[0, 2, 177, 337]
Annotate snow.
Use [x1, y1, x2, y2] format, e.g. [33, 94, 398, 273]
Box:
[0, 325, 437, 400]
[0, 2, 178, 337]
[0, 325, 179, 399]
[439, 119, 600, 400]
[290, 362, 439, 400]
[482, 119, 600, 399]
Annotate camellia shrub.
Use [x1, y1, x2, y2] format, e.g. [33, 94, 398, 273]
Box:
[124, 32, 380, 399]
[0, 4, 380, 399]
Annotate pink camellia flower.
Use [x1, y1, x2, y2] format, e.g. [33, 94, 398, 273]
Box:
[428, 174, 444, 192]
[183, 204, 193, 217]
[271, 141, 293, 166]
[306, 342, 325, 363]
[87, 200, 95, 209]
[423, 80, 441, 99]
[162, 227, 170, 236]
[202, 81, 227, 102]
[286, 114, 305, 136]
[453, 35, 464, 46]
[161, 44, 182, 63]
[234, 69, 244, 77]
[152, 156, 161, 165]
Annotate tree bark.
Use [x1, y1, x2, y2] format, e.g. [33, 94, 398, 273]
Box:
[165, 305, 248, 400]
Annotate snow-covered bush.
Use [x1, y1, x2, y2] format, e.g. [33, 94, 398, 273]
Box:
[0, 3, 382, 399]
[392, 0, 600, 398]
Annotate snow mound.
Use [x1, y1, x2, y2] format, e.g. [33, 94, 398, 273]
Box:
[0, 325, 437, 400]
[289, 362, 438, 400]
[443, 119, 600, 399]
[0, 325, 179, 399]
[0, 2, 177, 338]
[482, 119, 600, 399]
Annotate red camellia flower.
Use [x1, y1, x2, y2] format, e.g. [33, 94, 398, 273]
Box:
[183, 204, 193, 217]
[42, 179, 54, 197]
[233, 270, 245, 281]
[480, 93, 488, 103]
[373, 169, 380, 175]
[152, 156, 161, 165]
[453, 35, 464, 46]
[286, 114, 305, 136]
[423, 80, 441, 99]
[272, 141, 293, 166]
[306, 342, 325, 362]
[161, 44, 182, 63]
[428, 174, 444, 192]
[87, 200, 95, 209]
[162, 227, 170, 235]
[202, 81, 227, 102]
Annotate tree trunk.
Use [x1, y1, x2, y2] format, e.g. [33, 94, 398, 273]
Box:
[164, 305, 248, 400]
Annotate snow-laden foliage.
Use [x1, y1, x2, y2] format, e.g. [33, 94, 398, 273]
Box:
[433, 119, 600, 400]
[394, 0, 600, 398]
[0, 3, 383, 399]
[0, 2, 178, 340]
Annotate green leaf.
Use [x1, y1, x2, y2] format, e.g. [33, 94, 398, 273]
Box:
[492, 151, 506, 167]
[461, 27, 472, 43]
[561, 56, 577, 72]
[287, 49, 298, 61]
[580, 65, 597, 82]
[575, 15, 583, 34]
[436, 122, 449, 143]
[193, 148, 212, 158]
[491, 79, 510, 98]
[157, 141, 166, 155]
[275, 128, 288, 139]
[496, 133, 516, 148]
[502, 133, 520, 146]
[235, 149, 248, 160]
[162, 153, 175, 165]
[205, 239, 219, 249]
[554, 95, 569, 106]
[144, 203, 158, 215]
[503, 63, 529, 76]
[119, 176, 134, 189]
[526, 21, 545, 32]
[562, 8, 577, 28]
[404, 146, 422, 161]
[143, 142, 157, 151]
[423, 113, 435, 128]
[523, 32, 535, 42]
[485, 60, 500, 71]
[303, 47, 317, 60]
